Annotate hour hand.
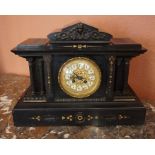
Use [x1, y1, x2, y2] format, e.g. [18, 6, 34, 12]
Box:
[73, 72, 87, 83]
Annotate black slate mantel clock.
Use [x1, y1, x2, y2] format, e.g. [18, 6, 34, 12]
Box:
[12, 23, 147, 126]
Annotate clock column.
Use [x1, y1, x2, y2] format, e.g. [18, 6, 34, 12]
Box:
[37, 58, 45, 95]
[26, 57, 35, 95]
[26, 57, 45, 97]
[123, 57, 130, 95]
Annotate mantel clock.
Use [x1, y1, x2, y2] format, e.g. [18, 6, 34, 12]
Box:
[11, 23, 147, 126]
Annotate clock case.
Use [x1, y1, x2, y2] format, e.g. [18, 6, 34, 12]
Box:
[11, 23, 147, 126]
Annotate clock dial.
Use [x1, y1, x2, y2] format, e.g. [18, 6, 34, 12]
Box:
[58, 57, 101, 98]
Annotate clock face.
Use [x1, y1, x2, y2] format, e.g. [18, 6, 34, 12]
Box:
[58, 57, 101, 98]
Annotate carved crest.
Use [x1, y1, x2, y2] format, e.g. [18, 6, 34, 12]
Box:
[47, 22, 112, 43]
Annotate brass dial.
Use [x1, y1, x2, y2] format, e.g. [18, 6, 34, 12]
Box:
[58, 57, 101, 98]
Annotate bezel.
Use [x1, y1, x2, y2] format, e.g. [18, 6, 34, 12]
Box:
[58, 57, 102, 98]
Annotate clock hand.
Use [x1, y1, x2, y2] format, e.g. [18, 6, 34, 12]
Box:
[73, 72, 87, 83]
[73, 72, 80, 78]
[73, 72, 84, 80]
[71, 73, 79, 83]
[83, 79, 87, 83]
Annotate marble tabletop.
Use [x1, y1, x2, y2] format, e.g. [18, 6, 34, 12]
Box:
[0, 74, 155, 139]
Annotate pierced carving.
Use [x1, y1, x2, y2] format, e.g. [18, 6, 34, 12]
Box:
[48, 22, 112, 42]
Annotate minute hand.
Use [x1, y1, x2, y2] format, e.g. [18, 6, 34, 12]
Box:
[73, 72, 83, 80]
[73, 72, 87, 83]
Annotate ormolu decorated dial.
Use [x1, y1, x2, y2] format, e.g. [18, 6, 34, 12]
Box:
[58, 57, 101, 98]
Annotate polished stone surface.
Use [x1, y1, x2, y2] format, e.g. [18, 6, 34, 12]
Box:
[0, 74, 155, 139]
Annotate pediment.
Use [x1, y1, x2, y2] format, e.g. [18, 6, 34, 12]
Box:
[47, 22, 112, 43]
